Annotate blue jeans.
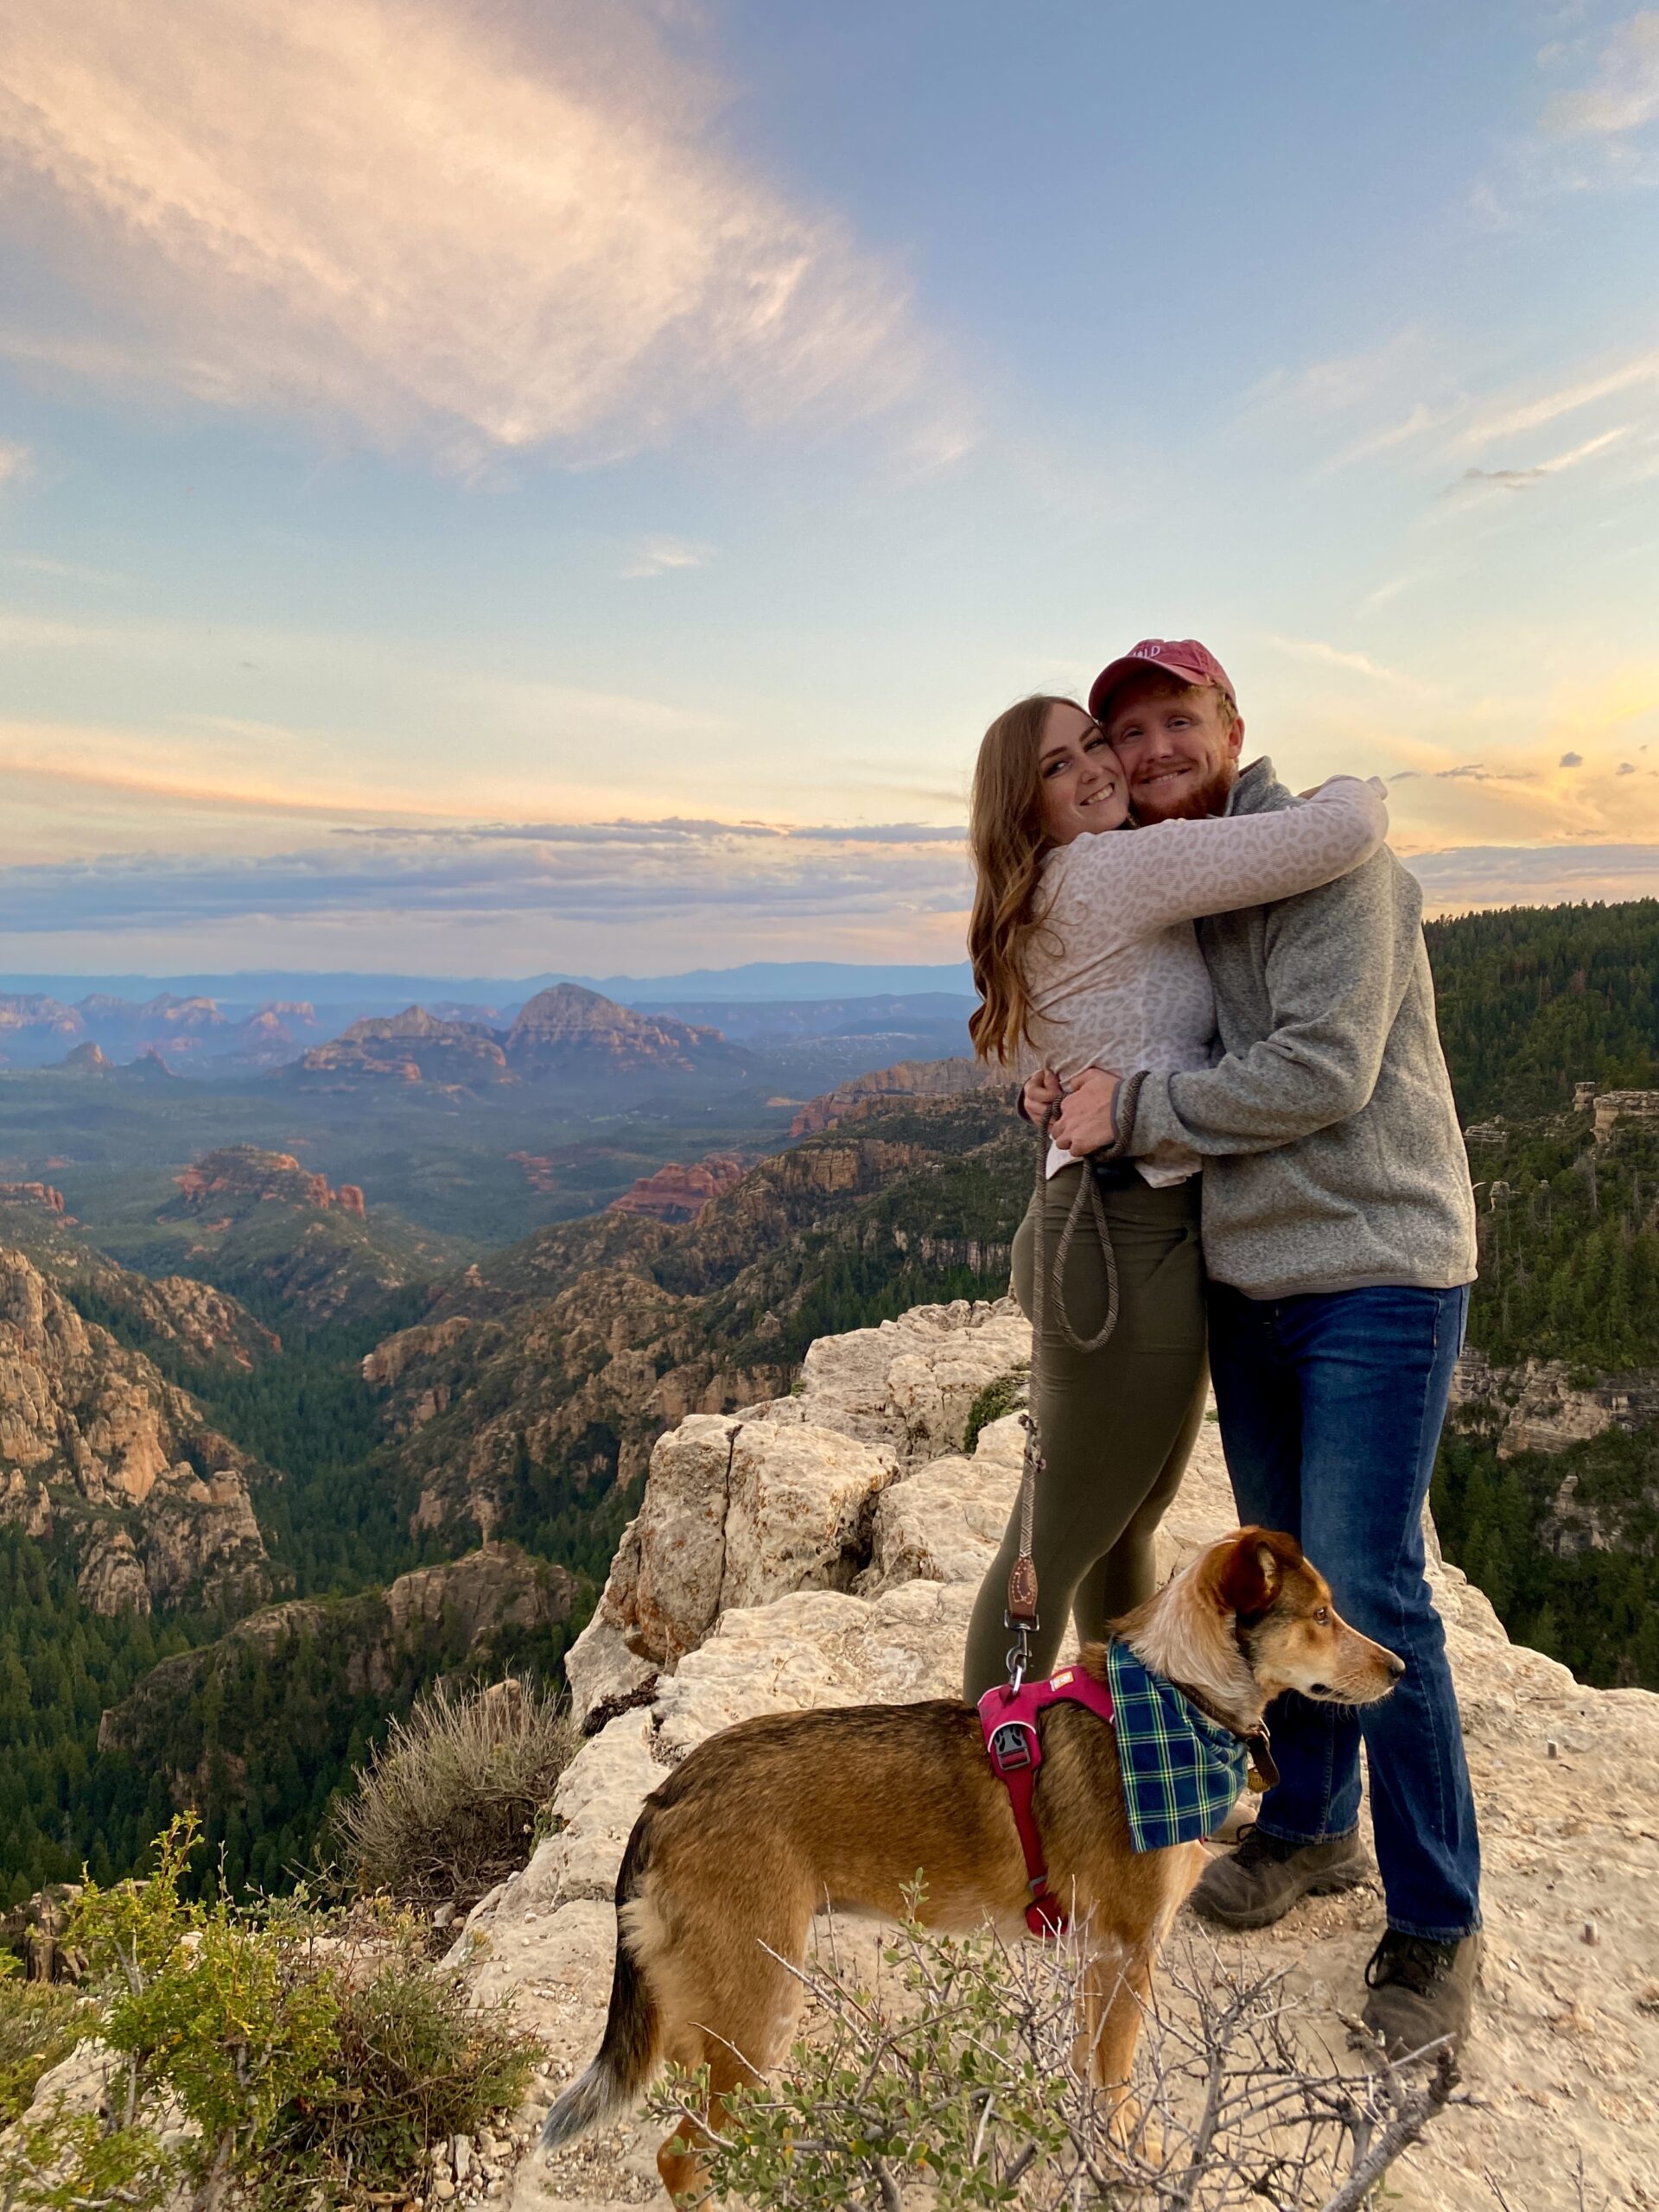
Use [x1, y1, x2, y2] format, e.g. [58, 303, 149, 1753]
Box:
[1207, 1281, 1482, 1941]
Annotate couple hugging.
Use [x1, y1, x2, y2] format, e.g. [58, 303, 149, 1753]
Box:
[962, 638, 1482, 2058]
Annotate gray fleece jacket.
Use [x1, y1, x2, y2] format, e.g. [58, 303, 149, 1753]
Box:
[1109, 759, 1478, 1300]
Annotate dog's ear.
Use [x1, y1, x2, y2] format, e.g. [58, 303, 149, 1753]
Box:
[1216, 1528, 1299, 1620]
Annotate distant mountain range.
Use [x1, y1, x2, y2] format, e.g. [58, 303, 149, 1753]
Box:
[0, 959, 976, 1007]
[0, 971, 976, 1076]
[289, 986, 745, 1090]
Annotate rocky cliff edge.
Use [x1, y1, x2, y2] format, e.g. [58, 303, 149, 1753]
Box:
[461, 1298, 1658, 2210]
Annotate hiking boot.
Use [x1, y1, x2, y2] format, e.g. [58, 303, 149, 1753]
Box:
[1189, 1823, 1371, 1931]
[1361, 1929, 1481, 2063]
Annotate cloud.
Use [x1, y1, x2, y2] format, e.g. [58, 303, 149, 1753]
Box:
[1560, 750, 1584, 766]
[0, 440, 29, 487]
[1261, 634, 1417, 687]
[3, 551, 124, 582]
[1448, 425, 1632, 497]
[0, 0, 952, 468]
[618, 536, 715, 581]
[1544, 13, 1659, 137]
[1620, 760, 1637, 772]
[0, 817, 973, 936]
[1407, 841, 1659, 912]
[1459, 350, 1659, 448]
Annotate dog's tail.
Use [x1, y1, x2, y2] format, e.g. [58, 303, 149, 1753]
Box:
[541, 1813, 660, 2152]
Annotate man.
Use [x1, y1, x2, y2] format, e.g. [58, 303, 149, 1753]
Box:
[1048, 639, 1482, 2060]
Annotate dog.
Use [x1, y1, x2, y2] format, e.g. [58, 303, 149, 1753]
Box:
[543, 1526, 1403, 2199]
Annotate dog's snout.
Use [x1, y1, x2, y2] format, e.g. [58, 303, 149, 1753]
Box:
[1383, 1649, 1406, 1681]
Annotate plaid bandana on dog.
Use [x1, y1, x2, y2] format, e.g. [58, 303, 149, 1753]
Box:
[1104, 1641, 1253, 1853]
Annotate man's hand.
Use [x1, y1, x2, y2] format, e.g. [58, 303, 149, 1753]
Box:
[1050, 1065, 1122, 1155]
[1020, 1066, 1064, 1123]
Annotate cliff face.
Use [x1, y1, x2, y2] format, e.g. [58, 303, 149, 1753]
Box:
[156, 1145, 453, 1325]
[790, 1054, 1007, 1136]
[365, 1268, 785, 1543]
[170, 1147, 366, 1221]
[504, 985, 739, 1077]
[0, 1181, 67, 1216]
[1452, 1347, 1659, 1459]
[361, 1097, 1027, 1550]
[459, 1298, 1659, 2212]
[606, 1154, 744, 1223]
[98, 1542, 578, 1812]
[0, 1246, 266, 1614]
[294, 1007, 513, 1090]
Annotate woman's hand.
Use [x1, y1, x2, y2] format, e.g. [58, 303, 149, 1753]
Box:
[1020, 1067, 1065, 1124]
[1050, 1066, 1122, 1155]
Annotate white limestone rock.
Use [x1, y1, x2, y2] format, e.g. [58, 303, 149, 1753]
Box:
[626, 1414, 741, 1667]
[561, 1608, 656, 1733]
[520, 1709, 664, 1908]
[748, 1298, 1029, 1462]
[864, 1411, 1024, 1591]
[653, 1580, 977, 1758]
[571, 1413, 897, 1680]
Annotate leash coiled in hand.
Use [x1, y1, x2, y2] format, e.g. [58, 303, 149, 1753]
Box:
[1004, 1084, 1120, 1689]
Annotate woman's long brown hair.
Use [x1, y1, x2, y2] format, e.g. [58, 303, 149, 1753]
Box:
[967, 693, 1072, 1065]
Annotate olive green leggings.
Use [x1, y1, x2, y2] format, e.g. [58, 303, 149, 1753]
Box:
[962, 1166, 1208, 1702]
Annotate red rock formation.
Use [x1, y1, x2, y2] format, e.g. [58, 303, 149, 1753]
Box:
[293, 1005, 510, 1087]
[0, 1182, 67, 1216]
[172, 1146, 368, 1218]
[607, 1154, 746, 1224]
[505, 985, 736, 1077]
[790, 1056, 1004, 1137]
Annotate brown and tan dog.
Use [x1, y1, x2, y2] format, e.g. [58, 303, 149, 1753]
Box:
[543, 1526, 1402, 2198]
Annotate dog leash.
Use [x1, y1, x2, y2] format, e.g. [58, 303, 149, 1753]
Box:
[1003, 1084, 1119, 1693]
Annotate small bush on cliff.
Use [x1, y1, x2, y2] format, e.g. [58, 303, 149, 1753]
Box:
[332, 1677, 577, 1907]
[648, 1909, 1456, 2211]
[0, 1818, 541, 2212]
[963, 1369, 1026, 1454]
[0, 1959, 90, 2126]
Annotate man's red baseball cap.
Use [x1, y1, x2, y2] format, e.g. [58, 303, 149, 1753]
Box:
[1088, 639, 1236, 724]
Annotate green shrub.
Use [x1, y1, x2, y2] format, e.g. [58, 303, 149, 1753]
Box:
[330, 1678, 577, 1907]
[963, 1370, 1026, 1454]
[261, 1947, 538, 2196]
[647, 1908, 1456, 2211]
[0, 1819, 542, 2212]
[0, 1961, 91, 2127]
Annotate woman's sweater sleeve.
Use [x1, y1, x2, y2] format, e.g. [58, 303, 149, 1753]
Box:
[1059, 777, 1389, 934]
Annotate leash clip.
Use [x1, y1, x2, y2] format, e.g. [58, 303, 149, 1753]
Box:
[1003, 1609, 1039, 1694]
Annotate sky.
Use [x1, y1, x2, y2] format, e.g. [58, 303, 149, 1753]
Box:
[1, 0, 1657, 978]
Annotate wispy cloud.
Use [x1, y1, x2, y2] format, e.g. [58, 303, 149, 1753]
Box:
[1260, 634, 1417, 687]
[0, 441, 30, 487]
[1459, 348, 1659, 448]
[0, 0, 954, 469]
[618, 536, 715, 581]
[3, 551, 124, 583]
[0, 817, 972, 936]
[1544, 12, 1659, 137]
[1408, 841, 1659, 914]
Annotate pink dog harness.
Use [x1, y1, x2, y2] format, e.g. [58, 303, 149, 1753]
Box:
[976, 1664, 1117, 1936]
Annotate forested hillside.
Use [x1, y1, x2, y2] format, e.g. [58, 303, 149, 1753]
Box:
[1427, 898, 1659, 1120]
[1431, 1101, 1659, 1688]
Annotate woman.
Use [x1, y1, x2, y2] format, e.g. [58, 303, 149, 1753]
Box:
[961, 693, 1388, 1700]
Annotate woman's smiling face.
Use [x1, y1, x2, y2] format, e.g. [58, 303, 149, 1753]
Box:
[1037, 702, 1131, 845]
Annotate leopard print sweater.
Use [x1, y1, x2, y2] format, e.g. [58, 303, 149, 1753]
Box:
[1026, 775, 1389, 1184]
